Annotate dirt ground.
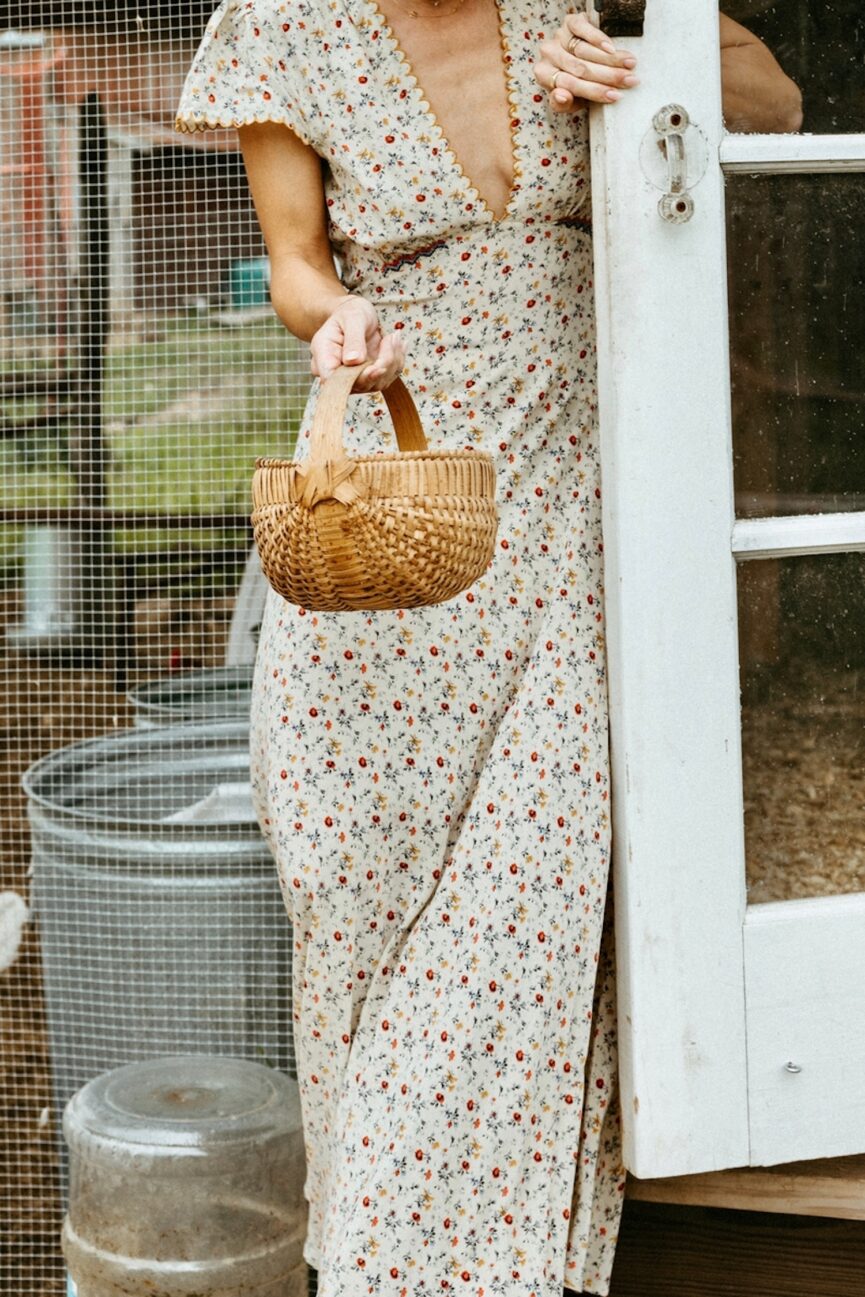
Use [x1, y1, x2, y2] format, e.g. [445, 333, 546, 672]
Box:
[743, 660, 864, 904]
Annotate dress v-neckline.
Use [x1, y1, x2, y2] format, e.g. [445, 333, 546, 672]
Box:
[356, 0, 522, 224]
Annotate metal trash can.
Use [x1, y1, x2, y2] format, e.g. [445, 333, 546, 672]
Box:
[62, 1055, 308, 1297]
[127, 665, 253, 728]
[24, 722, 294, 1201]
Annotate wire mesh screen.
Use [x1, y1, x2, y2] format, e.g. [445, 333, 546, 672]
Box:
[0, 5, 309, 1292]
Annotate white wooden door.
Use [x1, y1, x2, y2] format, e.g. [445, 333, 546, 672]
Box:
[587, 0, 865, 1177]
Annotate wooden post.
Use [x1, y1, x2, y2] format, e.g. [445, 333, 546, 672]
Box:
[70, 89, 110, 663]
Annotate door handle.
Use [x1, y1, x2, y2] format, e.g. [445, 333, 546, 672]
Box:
[594, 0, 646, 38]
[653, 104, 694, 222]
[638, 104, 710, 223]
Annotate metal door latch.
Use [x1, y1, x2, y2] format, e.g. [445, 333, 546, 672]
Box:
[639, 104, 709, 224]
[594, 0, 646, 37]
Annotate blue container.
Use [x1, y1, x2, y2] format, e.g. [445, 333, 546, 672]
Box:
[228, 256, 271, 309]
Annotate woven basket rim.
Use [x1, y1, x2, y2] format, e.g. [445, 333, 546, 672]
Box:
[254, 446, 494, 469]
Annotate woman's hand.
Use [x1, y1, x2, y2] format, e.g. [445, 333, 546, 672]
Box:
[310, 295, 407, 392]
[235, 123, 407, 390]
[534, 10, 639, 113]
[534, 9, 802, 132]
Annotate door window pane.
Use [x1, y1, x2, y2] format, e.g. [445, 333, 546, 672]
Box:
[738, 551, 865, 903]
[726, 174, 865, 519]
[721, 1, 864, 134]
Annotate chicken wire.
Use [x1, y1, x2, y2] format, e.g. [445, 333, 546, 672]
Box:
[2, 2, 864, 1294]
[0, 5, 310, 1293]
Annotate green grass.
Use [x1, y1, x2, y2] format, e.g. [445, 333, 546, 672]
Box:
[1, 314, 307, 512]
[0, 313, 310, 583]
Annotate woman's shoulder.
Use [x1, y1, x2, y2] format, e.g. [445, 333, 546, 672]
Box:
[174, 0, 325, 143]
[198, 0, 324, 45]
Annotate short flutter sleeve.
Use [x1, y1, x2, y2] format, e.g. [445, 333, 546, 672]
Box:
[173, 0, 316, 148]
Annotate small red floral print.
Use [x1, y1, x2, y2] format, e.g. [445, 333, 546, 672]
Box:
[177, 0, 625, 1290]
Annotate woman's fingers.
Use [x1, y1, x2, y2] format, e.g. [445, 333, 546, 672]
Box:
[310, 296, 405, 391]
[535, 56, 630, 104]
[348, 332, 407, 392]
[309, 326, 345, 379]
[547, 35, 638, 80]
[341, 313, 374, 364]
[539, 40, 639, 92]
[536, 10, 638, 110]
[560, 10, 635, 63]
[310, 296, 381, 379]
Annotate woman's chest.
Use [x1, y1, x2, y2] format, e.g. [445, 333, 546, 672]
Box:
[307, 0, 591, 253]
[368, 0, 519, 223]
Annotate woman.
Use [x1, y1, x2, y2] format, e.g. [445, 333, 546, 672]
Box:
[174, 5, 800, 1293]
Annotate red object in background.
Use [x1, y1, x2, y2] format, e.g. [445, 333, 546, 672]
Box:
[0, 42, 67, 308]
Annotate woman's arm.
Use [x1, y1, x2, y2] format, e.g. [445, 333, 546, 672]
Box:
[236, 121, 405, 389]
[237, 122, 347, 341]
[719, 11, 803, 134]
[538, 10, 802, 135]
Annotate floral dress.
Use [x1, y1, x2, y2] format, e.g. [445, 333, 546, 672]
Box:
[175, 0, 627, 1292]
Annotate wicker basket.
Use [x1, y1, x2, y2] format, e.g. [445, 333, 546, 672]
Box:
[251, 364, 498, 611]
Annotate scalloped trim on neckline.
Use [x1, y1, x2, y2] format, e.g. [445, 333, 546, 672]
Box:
[354, 0, 523, 224]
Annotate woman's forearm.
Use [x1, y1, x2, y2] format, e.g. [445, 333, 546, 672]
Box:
[235, 122, 355, 343]
[269, 254, 352, 343]
[719, 12, 803, 134]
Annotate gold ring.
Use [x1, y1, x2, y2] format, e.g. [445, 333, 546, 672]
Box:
[567, 34, 580, 55]
[550, 69, 560, 90]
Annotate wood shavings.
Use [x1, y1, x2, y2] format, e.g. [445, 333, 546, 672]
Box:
[743, 661, 865, 904]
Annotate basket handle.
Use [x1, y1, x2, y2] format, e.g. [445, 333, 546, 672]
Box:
[291, 364, 429, 507]
[310, 363, 428, 463]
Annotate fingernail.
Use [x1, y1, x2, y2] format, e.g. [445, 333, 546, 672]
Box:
[601, 39, 616, 53]
[622, 74, 639, 86]
[605, 89, 621, 101]
[553, 89, 570, 104]
[622, 55, 637, 66]
[344, 350, 362, 361]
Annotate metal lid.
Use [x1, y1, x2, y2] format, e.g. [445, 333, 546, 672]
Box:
[63, 1055, 301, 1150]
[22, 721, 257, 827]
[127, 666, 253, 723]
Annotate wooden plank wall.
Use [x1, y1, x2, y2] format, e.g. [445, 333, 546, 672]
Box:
[600, 1200, 865, 1296]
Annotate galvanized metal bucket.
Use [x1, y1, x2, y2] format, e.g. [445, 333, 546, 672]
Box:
[24, 722, 295, 1202]
[127, 665, 253, 728]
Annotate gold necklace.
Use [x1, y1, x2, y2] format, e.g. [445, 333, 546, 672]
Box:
[390, 0, 470, 19]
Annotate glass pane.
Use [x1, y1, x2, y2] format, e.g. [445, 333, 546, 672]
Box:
[726, 173, 865, 519]
[721, 1, 864, 134]
[738, 551, 865, 903]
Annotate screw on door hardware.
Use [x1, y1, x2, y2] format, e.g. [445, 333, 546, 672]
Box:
[654, 104, 694, 222]
[638, 104, 709, 224]
[784, 1061, 803, 1074]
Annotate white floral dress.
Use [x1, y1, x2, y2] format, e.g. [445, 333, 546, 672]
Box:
[175, 0, 627, 1292]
